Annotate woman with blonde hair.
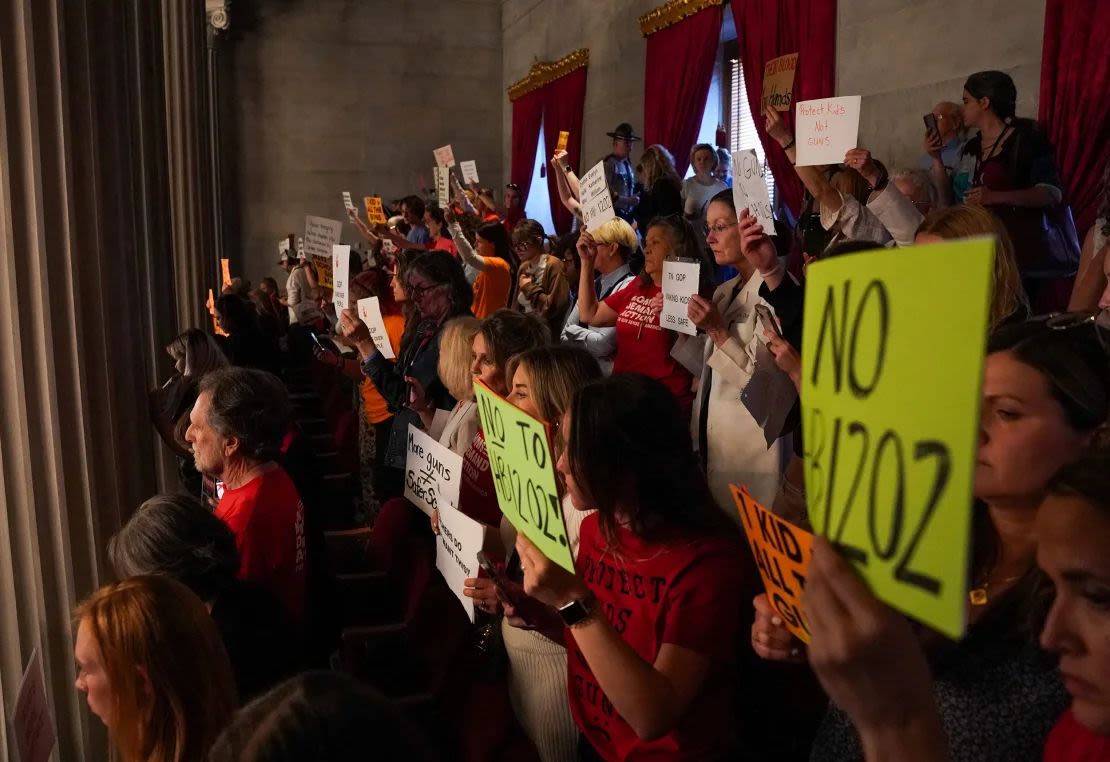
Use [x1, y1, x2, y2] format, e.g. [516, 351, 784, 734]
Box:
[430, 315, 482, 455]
[74, 575, 237, 762]
[634, 144, 683, 232]
[915, 203, 1030, 328]
[463, 345, 603, 762]
[560, 217, 637, 374]
[682, 142, 727, 226]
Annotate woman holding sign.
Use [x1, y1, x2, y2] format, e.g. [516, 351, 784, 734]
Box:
[516, 374, 748, 760]
[338, 251, 472, 478]
[802, 448, 1110, 762]
[684, 190, 797, 512]
[446, 208, 517, 319]
[464, 346, 602, 762]
[575, 216, 698, 411]
[755, 317, 1110, 761]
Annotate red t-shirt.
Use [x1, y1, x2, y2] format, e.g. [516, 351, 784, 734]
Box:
[567, 514, 746, 760]
[604, 280, 694, 411]
[1043, 710, 1110, 761]
[431, 236, 458, 258]
[457, 430, 502, 527]
[216, 465, 306, 621]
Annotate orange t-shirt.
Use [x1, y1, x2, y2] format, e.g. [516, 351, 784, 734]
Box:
[360, 312, 406, 423]
[472, 258, 513, 319]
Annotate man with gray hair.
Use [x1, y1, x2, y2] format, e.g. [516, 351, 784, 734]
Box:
[185, 367, 306, 622]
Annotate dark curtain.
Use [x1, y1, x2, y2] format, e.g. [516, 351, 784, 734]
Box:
[542, 66, 588, 236]
[731, 0, 838, 217]
[643, 3, 724, 177]
[1039, 0, 1110, 237]
[510, 87, 545, 207]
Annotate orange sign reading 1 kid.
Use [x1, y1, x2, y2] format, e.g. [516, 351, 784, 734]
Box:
[732, 483, 813, 643]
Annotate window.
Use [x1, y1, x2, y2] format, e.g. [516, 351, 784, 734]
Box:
[523, 117, 555, 235]
[724, 41, 776, 205]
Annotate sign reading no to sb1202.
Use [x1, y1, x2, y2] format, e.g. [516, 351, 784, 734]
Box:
[473, 380, 575, 572]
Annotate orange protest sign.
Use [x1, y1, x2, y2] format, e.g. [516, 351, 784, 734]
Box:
[762, 53, 798, 112]
[207, 288, 227, 336]
[556, 131, 569, 152]
[364, 196, 387, 225]
[732, 484, 813, 643]
[220, 258, 232, 288]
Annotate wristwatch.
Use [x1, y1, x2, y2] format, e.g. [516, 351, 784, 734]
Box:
[558, 592, 597, 628]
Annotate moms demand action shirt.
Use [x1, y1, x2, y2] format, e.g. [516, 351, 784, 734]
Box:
[567, 513, 746, 760]
[216, 464, 306, 621]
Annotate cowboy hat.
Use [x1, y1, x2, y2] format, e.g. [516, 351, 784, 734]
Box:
[606, 122, 641, 142]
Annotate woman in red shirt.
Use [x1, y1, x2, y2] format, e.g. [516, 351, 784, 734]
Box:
[576, 216, 703, 412]
[424, 205, 458, 258]
[517, 373, 750, 760]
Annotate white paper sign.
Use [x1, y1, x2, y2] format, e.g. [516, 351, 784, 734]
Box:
[341, 191, 355, 212]
[303, 216, 342, 263]
[12, 649, 56, 762]
[433, 144, 456, 168]
[661, 259, 700, 336]
[404, 424, 463, 518]
[794, 96, 862, 167]
[278, 237, 290, 256]
[331, 244, 351, 309]
[435, 503, 484, 623]
[434, 167, 450, 207]
[731, 149, 776, 235]
[356, 296, 396, 359]
[580, 160, 616, 233]
[459, 160, 479, 185]
[296, 236, 305, 259]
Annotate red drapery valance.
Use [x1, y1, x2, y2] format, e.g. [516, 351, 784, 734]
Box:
[642, 1, 725, 177]
[508, 50, 589, 235]
[730, 0, 837, 217]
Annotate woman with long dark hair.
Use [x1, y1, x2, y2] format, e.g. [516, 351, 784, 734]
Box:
[517, 374, 749, 760]
[446, 207, 518, 318]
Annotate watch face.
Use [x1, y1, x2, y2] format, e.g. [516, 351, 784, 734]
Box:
[559, 599, 590, 626]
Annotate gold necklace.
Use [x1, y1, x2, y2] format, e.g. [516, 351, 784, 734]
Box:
[968, 572, 1023, 606]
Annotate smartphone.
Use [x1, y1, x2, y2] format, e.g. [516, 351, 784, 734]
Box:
[477, 551, 520, 607]
[755, 304, 782, 340]
[923, 113, 940, 140]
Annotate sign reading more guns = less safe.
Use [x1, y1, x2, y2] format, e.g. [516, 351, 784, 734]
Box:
[800, 237, 994, 638]
[473, 380, 575, 572]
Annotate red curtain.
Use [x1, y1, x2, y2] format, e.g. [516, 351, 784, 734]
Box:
[543, 66, 588, 236]
[510, 88, 545, 206]
[731, 0, 837, 217]
[643, 4, 724, 177]
[1039, 0, 1110, 237]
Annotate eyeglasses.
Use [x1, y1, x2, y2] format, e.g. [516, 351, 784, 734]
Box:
[703, 220, 739, 237]
[409, 282, 444, 300]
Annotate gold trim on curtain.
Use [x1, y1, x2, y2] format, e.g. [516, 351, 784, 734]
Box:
[639, 0, 725, 36]
[507, 48, 590, 101]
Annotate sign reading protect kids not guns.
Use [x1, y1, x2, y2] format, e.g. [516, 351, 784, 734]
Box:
[473, 380, 575, 572]
[733, 485, 813, 643]
[800, 238, 994, 639]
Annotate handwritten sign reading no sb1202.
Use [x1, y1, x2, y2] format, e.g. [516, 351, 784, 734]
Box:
[473, 380, 575, 572]
[800, 238, 994, 639]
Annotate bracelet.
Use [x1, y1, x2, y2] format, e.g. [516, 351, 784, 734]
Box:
[782, 138, 795, 152]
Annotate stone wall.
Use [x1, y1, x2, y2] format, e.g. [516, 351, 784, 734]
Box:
[230, 0, 503, 284]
